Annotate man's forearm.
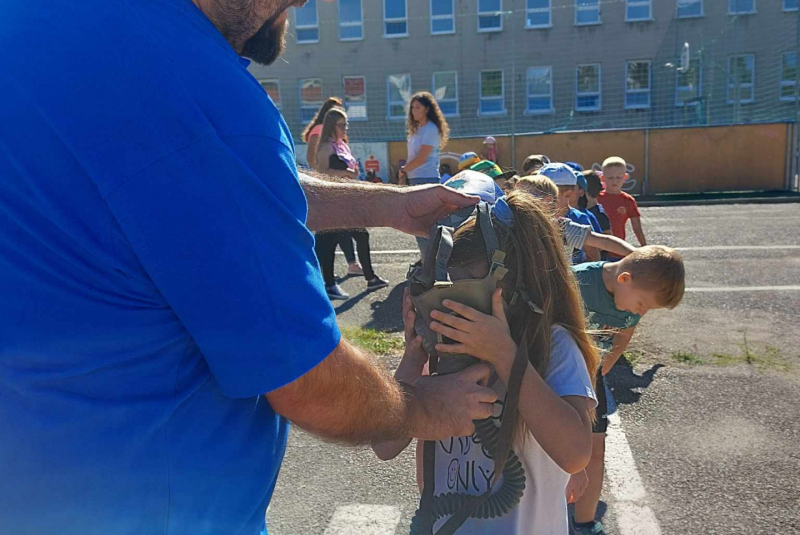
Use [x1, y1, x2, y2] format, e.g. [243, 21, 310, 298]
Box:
[267, 339, 411, 444]
[300, 172, 399, 231]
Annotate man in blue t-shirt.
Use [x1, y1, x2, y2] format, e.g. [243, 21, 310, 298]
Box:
[0, 3, 497, 534]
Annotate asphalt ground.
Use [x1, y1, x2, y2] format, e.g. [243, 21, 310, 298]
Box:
[267, 203, 800, 535]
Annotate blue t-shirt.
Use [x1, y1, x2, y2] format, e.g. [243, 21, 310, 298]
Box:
[571, 262, 640, 352]
[0, 1, 340, 534]
[582, 209, 602, 234]
[567, 208, 595, 264]
[407, 122, 441, 180]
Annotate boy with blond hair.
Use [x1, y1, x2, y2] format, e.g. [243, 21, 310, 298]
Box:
[568, 246, 685, 535]
[599, 157, 646, 257]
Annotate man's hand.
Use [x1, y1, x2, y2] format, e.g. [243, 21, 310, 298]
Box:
[566, 470, 589, 504]
[394, 184, 479, 237]
[406, 364, 497, 439]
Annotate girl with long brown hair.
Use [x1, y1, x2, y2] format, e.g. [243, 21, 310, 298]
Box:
[302, 97, 343, 170]
[400, 91, 451, 262]
[374, 186, 599, 534]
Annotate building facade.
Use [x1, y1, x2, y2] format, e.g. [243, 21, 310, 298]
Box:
[248, 0, 800, 143]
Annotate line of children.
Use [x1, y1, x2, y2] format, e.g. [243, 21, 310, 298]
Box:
[369, 155, 685, 534]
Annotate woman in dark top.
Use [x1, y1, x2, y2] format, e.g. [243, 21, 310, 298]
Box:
[313, 108, 388, 300]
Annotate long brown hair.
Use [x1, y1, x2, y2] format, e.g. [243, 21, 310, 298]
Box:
[406, 91, 450, 149]
[301, 97, 343, 142]
[316, 107, 348, 163]
[449, 191, 600, 440]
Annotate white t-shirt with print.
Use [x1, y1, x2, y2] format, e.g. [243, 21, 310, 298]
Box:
[407, 122, 441, 180]
[430, 325, 597, 535]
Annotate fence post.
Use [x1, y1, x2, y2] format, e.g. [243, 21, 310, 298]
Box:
[643, 129, 650, 196]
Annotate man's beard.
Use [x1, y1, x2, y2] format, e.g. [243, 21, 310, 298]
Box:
[241, 15, 287, 66]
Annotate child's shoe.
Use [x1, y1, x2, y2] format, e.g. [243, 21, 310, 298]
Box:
[347, 262, 364, 276]
[571, 520, 607, 535]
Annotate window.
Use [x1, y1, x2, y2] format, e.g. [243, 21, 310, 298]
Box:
[526, 0, 551, 28]
[432, 72, 459, 116]
[575, 0, 601, 26]
[384, 0, 408, 37]
[343, 76, 367, 119]
[728, 0, 755, 14]
[784, 0, 799, 11]
[727, 54, 755, 103]
[339, 0, 363, 40]
[294, 0, 319, 43]
[478, 0, 503, 32]
[781, 52, 798, 101]
[526, 67, 553, 114]
[299, 78, 323, 123]
[479, 70, 505, 115]
[626, 0, 652, 21]
[575, 64, 601, 111]
[387, 74, 411, 119]
[431, 0, 455, 34]
[625, 60, 651, 108]
[259, 80, 281, 109]
[675, 66, 701, 106]
[676, 0, 703, 18]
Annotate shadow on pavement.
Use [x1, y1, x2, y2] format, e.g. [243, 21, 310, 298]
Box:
[607, 360, 665, 406]
[363, 283, 407, 333]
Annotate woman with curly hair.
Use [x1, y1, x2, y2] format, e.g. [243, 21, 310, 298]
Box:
[400, 91, 450, 259]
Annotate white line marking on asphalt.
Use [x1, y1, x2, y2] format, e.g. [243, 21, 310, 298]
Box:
[341, 245, 800, 256]
[686, 285, 800, 292]
[605, 412, 662, 535]
[323, 505, 401, 535]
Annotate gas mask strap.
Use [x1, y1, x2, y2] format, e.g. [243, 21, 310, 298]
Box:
[476, 202, 500, 264]
[420, 225, 455, 288]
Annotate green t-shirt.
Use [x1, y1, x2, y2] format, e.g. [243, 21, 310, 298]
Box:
[572, 262, 640, 351]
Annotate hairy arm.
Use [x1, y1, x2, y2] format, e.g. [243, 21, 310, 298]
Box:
[602, 326, 636, 376]
[585, 232, 636, 258]
[631, 217, 647, 246]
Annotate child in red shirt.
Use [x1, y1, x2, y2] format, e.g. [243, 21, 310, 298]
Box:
[598, 157, 646, 250]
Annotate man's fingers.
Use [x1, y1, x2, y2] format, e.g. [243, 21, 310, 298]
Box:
[429, 321, 468, 343]
[438, 186, 481, 208]
[456, 363, 492, 385]
[430, 310, 473, 332]
[441, 299, 482, 321]
[491, 288, 507, 323]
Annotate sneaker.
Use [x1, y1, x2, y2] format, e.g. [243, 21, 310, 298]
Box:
[366, 275, 389, 291]
[326, 284, 350, 300]
[571, 521, 606, 535]
[347, 262, 364, 276]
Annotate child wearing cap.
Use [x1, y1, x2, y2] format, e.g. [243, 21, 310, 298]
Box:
[599, 157, 646, 257]
[480, 136, 499, 164]
[458, 151, 481, 172]
[521, 154, 549, 175]
[515, 174, 635, 261]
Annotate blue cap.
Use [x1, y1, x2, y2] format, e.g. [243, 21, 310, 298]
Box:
[565, 161, 584, 172]
[538, 163, 579, 186]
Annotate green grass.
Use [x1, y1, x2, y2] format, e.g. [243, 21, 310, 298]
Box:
[621, 349, 647, 367]
[340, 327, 405, 356]
[670, 350, 703, 365]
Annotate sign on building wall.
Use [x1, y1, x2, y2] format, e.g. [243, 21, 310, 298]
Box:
[296, 142, 391, 183]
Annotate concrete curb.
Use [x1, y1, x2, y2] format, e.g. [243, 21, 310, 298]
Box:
[636, 194, 800, 207]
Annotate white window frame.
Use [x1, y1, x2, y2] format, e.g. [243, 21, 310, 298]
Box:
[575, 0, 601, 26]
[784, 0, 799, 11]
[384, 0, 409, 38]
[386, 74, 411, 120]
[525, 66, 554, 115]
[342, 75, 368, 120]
[675, 67, 702, 107]
[432, 72, 459, 117]
[626, 0, 653, 22]
[259, 79, 281, 109]
[525, 0, 552, 29]
[338, 0, 364, 41]
[575, 64, 602, 112]
[299, 78, 323, 123]
[478, 0, 504, 33]
[479, 69, 506, 116]
[294, 1, 319, 44]
[676, 0, 703, 18]
[728, 0, 756, 15]
[727, 54, 756, 104]
[780, 52, 798, 102]
[625, 60, 652, 109]
[430, 0, 456, 35]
